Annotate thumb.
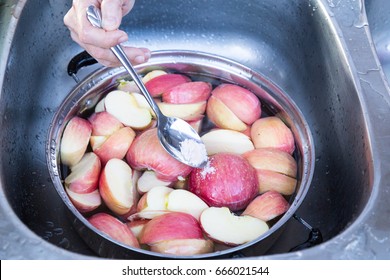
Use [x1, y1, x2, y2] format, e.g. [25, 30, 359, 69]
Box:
[101, 0, 124, 31]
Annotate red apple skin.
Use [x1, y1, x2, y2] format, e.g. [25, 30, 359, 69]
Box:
[256, 169, 297, 195]
[66, 188, 102, 213]
[126, 128, 193, 181]
[88, 213, 140, 248]
[94, 127, 136, 165]
[140, 212, 203, 245]
[88, 111, 123, 136]
[242, 191, 290, 221]
[60, 116, 92, 167]
[162, 81, 212, 104]
[251, 116, 295, 154]
[211, 84, 261, 125]
[145, 74, 191, 97]
[188, 153, 258, 212]
[66, 152, 101, 194]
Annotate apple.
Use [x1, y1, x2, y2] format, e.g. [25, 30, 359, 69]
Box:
[251, 116, 295, 154]
[140, 212, 203, 245]
[117, 79, 140, 93]
[65, 188, 101, 213]
[210, 84, 261, 125]
[137, 170, 173, 194]
[127, 219, 149, 241]
[126, 128, 193, 181]
[145, 73, 191, 97]
[200, 207, 269, 246]
[130, 92, 155, 117]
[201, 129, 254, 155]
[60, 116, 92, 166]
[136, 186, 173, 212]
[88, 111, 123, 136]
[104, 90, 152, 129]
[99, 158, 138, 216]
[256, 170, 297, 195]
[167, 189, 209, 220]
[88, 212, 140, 248]
[64, 152, 101, 194]
[90, 135, 108, 150]
[142, 69, 167, 83]
[206, 96, 248, 131]
[93, 127, 136, 165]
[242, 148, 297, 178]
[150, 238, 214, 256]
[127, 210, 171, 221]
[94, 98, 105, 113]
[242, 191, 290, 221]
[162, 81, 212, 104]
[188, 153, 258, 211]
[157, 101, 207, 121]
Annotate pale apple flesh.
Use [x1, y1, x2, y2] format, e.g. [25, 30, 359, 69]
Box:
[201, 129, 255, 155]
[200, 207, 269, 246]
[137, 170, 173, 194]
[65, 188, 101, 213]
[99, 158, 138, 216]
[150, 238, 214, 256]
[60, 116, 92, 167]
[257, 169, 297, 195]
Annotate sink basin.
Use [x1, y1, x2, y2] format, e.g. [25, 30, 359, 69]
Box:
[1, 0, 390, 259]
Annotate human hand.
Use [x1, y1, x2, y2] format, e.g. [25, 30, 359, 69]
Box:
[64, 0, 150, 67]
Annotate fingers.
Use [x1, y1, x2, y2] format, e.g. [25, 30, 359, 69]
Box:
[64, 0, 150, 67]
[101, 0, 135, 30]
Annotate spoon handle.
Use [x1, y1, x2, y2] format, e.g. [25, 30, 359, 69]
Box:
[86, 5, 161, 117]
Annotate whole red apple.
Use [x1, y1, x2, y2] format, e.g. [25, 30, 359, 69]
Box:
[188, 153, 258, 211]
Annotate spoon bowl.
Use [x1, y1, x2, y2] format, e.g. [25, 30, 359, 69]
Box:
[86, 5, 208, 168]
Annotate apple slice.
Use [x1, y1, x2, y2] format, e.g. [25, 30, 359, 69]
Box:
[206, 96, 248, 131]
[210, 84, 261, 125]
[60, 116, 92, 166]
[117, 79, 140, 93]
[137, 186, 173, 212]
[127, 210, 171, 221]
[90, 135, 107, 150]
[65, 188, 101, 213]
[88, 111, 123, 136]
[126, 128, 193, 181]
[142, 70, 167, 83]
[256, 169, 297, 195]
[94, 98, 105, 113]
[157, 101, 206, 121]
[200, 207, 269, 246]
[150, 238, 214, 256]
[140, 212, 203, 245]
[137, 170, 173, 194]
[127, 219, 149, 241]
[130, 92, 155, 117]
[88, 213, 140, 248]
[104, 90, 152, 129]
[93, 127, 136, 165]
[162, 81, 212, 104]
[242, 148, 297, 178]
[99, 158, 138, 215]
[201, 129, 254, 155]
[251, 116, 295, 154]
[166, 189, 209, 220]
[64, 152, 101, 194]
[242, 191, 290, 221]
[145, 73, 191, 97]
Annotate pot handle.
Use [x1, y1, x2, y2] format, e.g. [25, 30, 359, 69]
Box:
[289, 214, 323, 252]
[67, 51, 98, 83]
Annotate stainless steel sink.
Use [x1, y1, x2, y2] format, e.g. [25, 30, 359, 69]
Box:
[1, 0, 389, 259]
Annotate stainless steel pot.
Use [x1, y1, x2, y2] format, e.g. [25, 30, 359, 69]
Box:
[46, 50, 315, 259]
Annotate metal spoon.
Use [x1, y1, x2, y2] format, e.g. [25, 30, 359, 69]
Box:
[86, 5, 208, 168]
